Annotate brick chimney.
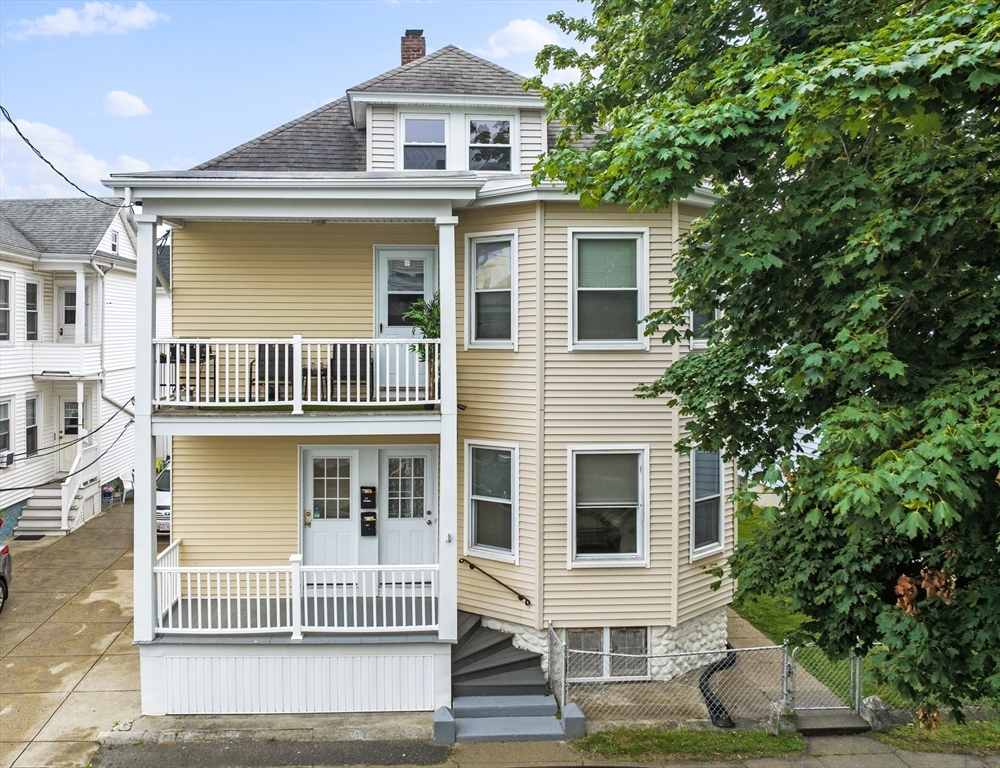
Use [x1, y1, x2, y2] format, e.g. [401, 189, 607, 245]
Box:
[401, 29, 426, 65]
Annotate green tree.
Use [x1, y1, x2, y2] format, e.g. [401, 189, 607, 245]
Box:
[533, 0, 1000, 716]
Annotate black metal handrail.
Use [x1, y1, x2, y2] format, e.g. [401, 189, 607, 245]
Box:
[459, 557, 531, 606]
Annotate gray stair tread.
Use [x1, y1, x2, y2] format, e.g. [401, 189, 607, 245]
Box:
[457, 612, 481, 645]
[453, 628, 514, 663]
[797, 709, 871, 736]
[453, 695, 557, 718]
[455, 716, 564, 742]
[454, 646, 540, 677]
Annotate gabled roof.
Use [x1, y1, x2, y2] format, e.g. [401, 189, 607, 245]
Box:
[0, 197, 124, 255]
[349, 45, 537, 97]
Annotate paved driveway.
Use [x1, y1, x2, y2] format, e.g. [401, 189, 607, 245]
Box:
[1, 502, 140, 768]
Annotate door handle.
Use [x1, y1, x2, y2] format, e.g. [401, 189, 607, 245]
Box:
[426, 518, 432, 525]
[379, 323, 383, 333]
[304, 509, 313, 527]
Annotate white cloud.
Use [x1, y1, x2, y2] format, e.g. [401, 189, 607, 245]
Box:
[0, 118, 148, 198]
[481, 19, 561, 59]
[103, 90, 151, 116]
[8, 2, 167, 40]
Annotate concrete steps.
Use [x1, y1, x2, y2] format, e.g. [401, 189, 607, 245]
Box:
[797, 709, 872, 736]
[437, 612, 583, 743]
[14, 487, 75, 537]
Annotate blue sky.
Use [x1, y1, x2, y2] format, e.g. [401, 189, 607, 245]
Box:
[0, 0, 586, 198]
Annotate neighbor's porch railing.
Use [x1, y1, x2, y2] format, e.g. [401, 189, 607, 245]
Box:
[61, 442, 100, 530]
[153, 550, 440, 638]
[153, 336, 440, 411]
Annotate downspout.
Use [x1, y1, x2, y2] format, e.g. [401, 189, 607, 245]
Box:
[89, 260, 112, 382]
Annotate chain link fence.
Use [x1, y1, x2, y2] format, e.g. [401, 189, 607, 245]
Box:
[548, 625, 789, 728]
[789, 644, 862, 711]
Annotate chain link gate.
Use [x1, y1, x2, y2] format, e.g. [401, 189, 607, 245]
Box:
[788, 644, 863, 712]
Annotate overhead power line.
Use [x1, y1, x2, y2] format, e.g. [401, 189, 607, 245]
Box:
[7, 397, 135, 461]
[0, 103, 129, 209]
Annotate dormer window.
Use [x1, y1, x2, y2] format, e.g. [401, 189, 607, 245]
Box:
[110, 230, 119, 253]
[403, 116, 446, 170]
[469, 118, 511, 171]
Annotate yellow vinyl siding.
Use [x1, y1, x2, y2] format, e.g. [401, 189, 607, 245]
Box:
[171, 221, 436, 338]
[540, 202, 682, 628]
[171, 434, 438, 568]
[455, 204, 539, 626]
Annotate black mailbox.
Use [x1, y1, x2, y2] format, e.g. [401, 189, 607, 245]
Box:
[361, 512, 377, 537]
[360, 486, 376, 509]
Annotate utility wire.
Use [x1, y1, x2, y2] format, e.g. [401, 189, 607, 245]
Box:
[7, 397, 135, 461]
[0, 419, 133, 492]
[1, 104, 130, 209]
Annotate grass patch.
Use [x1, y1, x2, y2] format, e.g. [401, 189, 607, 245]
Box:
[574, 727, 806, 760]
[872, 720, 1000, 756]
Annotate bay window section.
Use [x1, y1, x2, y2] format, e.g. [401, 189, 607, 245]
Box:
[692, 449, 723, 556]
[402, 117, 446, 170]
[571, 232, 647, 349]
[468, 235, 514, 345]
[469, 118, 511, 171]
[571, 448, 647, 565]
[467, 443, 517, 561]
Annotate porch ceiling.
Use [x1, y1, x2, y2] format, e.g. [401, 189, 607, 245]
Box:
[151, 410, 442, 437]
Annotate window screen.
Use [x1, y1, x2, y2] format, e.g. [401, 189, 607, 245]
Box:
[470, 446, 513, 552]
[575, 238, 640, 342]
[575, 452, 640, 557]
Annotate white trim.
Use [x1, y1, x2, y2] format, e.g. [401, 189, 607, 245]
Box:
[373, 243, 439, 339]
[565, 626, 652, 682]
[464, 229, 518, 351]
[465, 113, 516, 174]
[348, 91, 546, 125]
[567, 228, 650, 351]
[24, 277, 40, 343]
[298, 446, 361, 564]
[110, 230, 119, 254]
[365, 104, 373, 172]
[150, 413, 442, 437]
[0, 271, 13, 344]
[23, 392, 39, 459]
[690, 306, 718, 350]
[464, 438, 519, 566]
[690, 449, 725, 561]
[0, 397, 13, 459]
[398, 112, 449, 172]
[566, 444, 650, 569]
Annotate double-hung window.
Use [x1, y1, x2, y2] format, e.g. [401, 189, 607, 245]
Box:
[0, 276, 10, 342]
[110, 230, 119, 254]
[25, 397, 38, 457]
[566, 627, 649, 681]
[468, 118, 511, 171]
[692, 305, 718, 347]
[569, 446, 648, 566]
[692, 449, 724, 557]
[466, 441, 517, 562]
[467, 233, 515, 347]
[570, 230, 648, 350]
[0, 400, 10, 455]
[402, 116, 447, 170]
[25, 282, 39, 341]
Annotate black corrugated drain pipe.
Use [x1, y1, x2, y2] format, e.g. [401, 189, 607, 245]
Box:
[699, 643, 738, 727]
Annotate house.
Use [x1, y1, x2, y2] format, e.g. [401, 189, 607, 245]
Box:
[106, 31, 732, 735]
[0, 197, 138, 537]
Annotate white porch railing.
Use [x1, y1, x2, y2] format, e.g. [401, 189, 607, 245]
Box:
[153, 336, 440, 411]
[61, 443, 100, 530]
[153, 552, 439, 636]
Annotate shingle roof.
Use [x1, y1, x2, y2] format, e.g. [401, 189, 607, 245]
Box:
[194, 97, 365, 172]
[349, 45, 537, 96]
[156, 244, 171, 289]
[194, 45, 538, 173]
[0, 197, 123, 255]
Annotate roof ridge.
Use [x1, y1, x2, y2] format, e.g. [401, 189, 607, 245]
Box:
[194, 97, 351, 170]
[347, 45, 459, 92]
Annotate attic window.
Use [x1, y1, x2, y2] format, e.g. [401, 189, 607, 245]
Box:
[403, 117, 446, 170]
[469, 118, 511, 171]
[110, 231, 119, 254]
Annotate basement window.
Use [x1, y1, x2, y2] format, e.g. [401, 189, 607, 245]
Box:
[566, 627, 649, 681]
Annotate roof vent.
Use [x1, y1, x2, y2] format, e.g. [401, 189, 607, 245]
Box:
[401, 29, 426, 65]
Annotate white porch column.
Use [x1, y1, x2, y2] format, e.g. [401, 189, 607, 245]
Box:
[76, 380, 86, 459]
[436, 215, 459, 644]
[134, 214, 159, 643]
[74, 268, 86, 344]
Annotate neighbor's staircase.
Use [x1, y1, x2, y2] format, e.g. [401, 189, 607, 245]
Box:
[13, 483, 83, 537]
[448, 611, 566, 742]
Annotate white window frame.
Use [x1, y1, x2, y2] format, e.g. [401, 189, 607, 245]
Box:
[24, 278, 40, 342]
[691, 305, 719, 349]
[564, 626, 651, 682]
[690, 450, 725, 561]
[567, 228, 650, 351]
[464, 229, 518, 350]
[24, 394, 39, 458]
[464, 439, 519, 565]
[399, 113, 449, 171]
[0, 273, 13, 344]
[567, 444, 650, 569]
[0, 398, 12, 457]
[110, 230, 119, 254]
[466, 114, 516, 173]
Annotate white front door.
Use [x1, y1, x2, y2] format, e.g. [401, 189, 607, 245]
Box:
[375, 247, 435, 390]
[303, 451, 358, 569]
[57, 285, 92, 343]
[379, 449, 437, 566]
[58, 397, 85, 472]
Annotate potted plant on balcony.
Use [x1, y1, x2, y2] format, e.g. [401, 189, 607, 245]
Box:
[402, 292, 440, 405]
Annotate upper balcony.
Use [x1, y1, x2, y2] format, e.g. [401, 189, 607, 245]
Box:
[32, 342, 103, 380]
[153, 336, 440, 413]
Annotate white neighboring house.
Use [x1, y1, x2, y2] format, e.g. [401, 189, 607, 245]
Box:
[0, 197, 139, 537]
